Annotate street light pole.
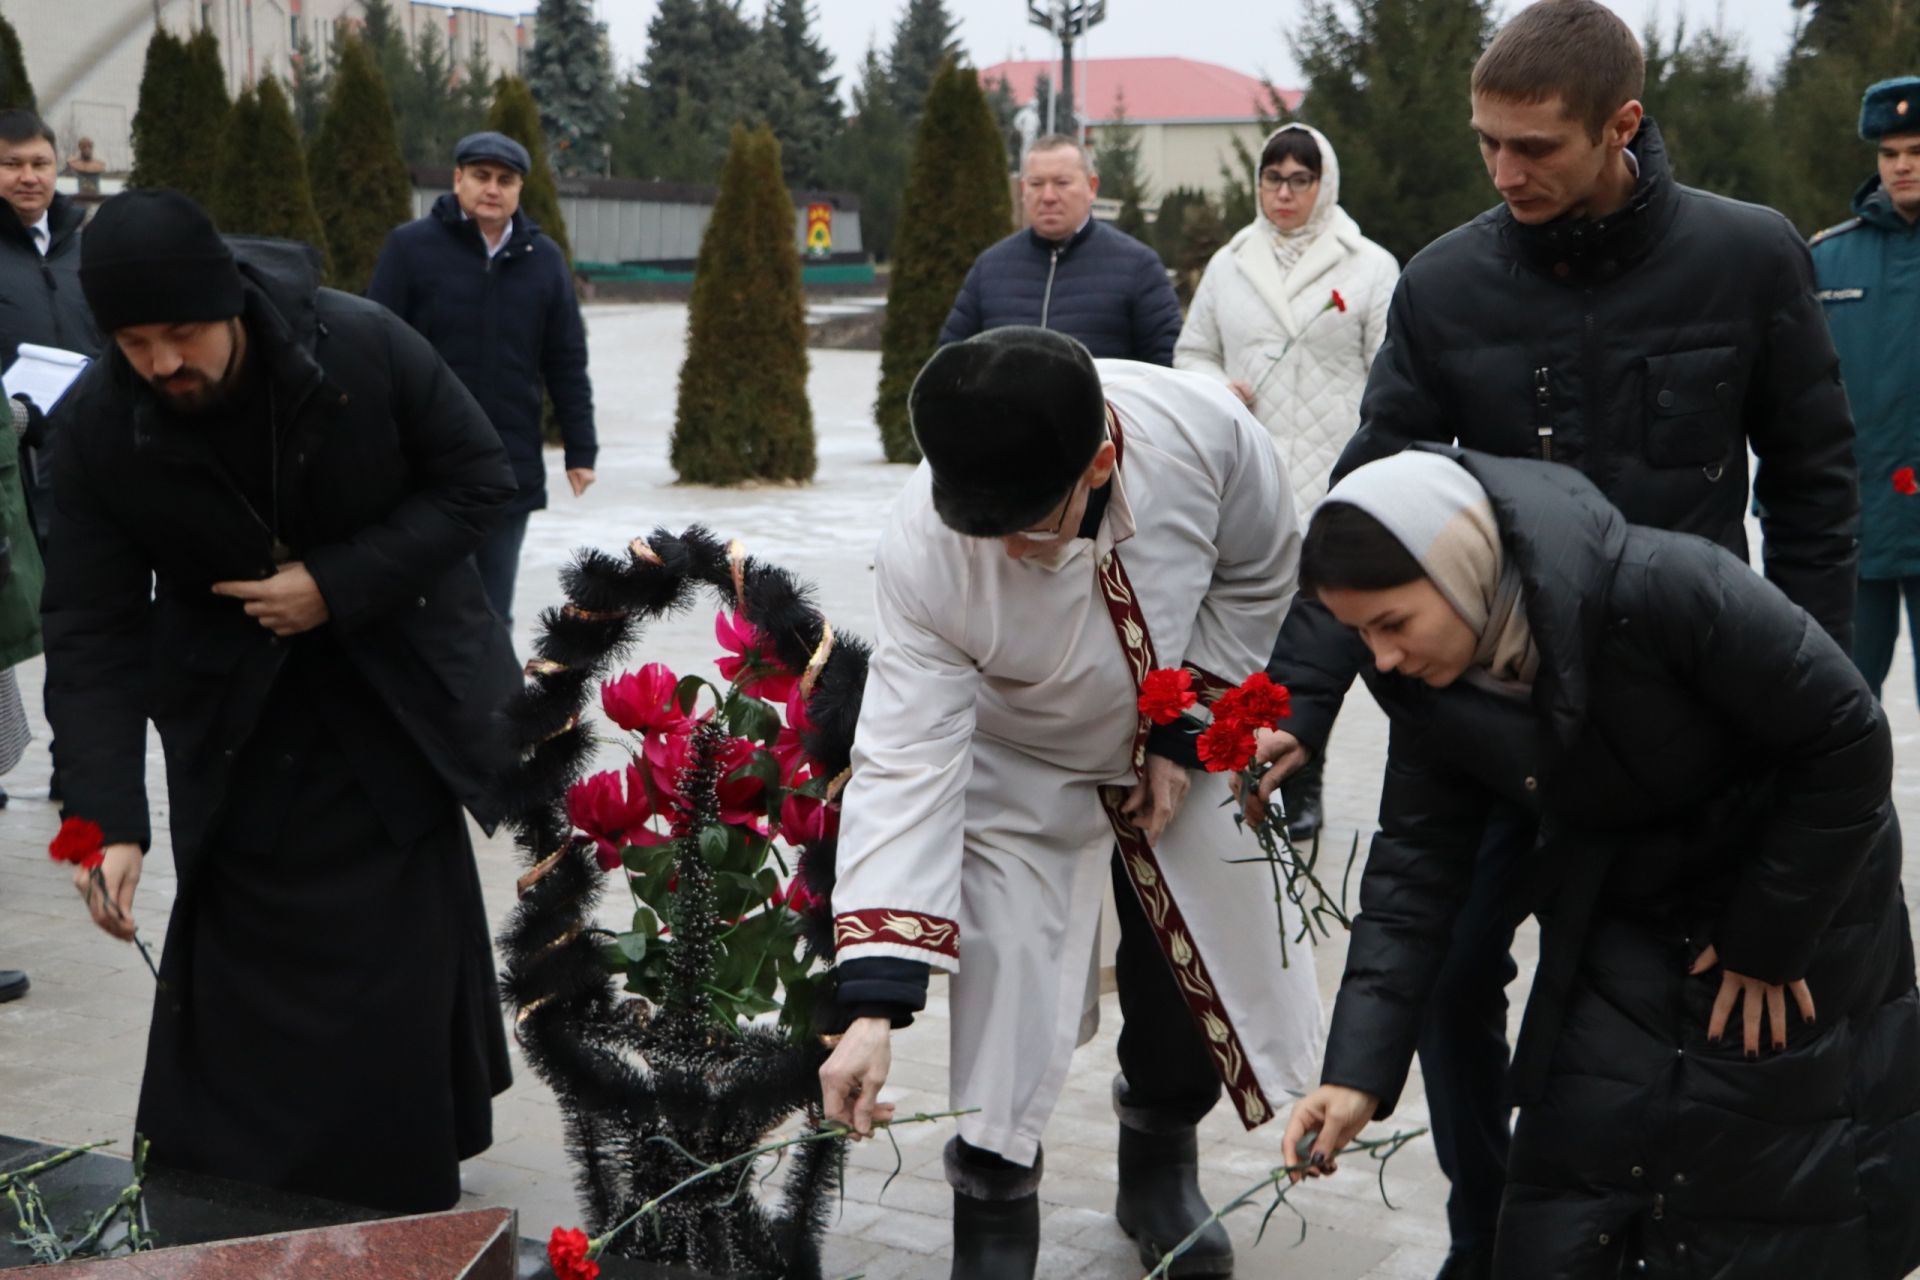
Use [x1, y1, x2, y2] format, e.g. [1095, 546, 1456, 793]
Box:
[1026, 0, 1107, 140]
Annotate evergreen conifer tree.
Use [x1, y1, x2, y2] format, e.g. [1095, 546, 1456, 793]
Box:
[672, 125, 815, 484]
[211, 77, 328, 269]
[130, 29, 189, 188]
[760, 0, 841, 187]
[1094, 92, 1149, 242]
[175, 30, 234, 206]
[873, 58, 1011, 463]
[0, 13, 35, 111]
[1280, 0, 1497, 263]
[289, 27, 332, 142]
[982, 72, 1022, 168]
[826, 44, 909, 260]
[488, 76, 573, 268]
[309, 33, 413, 292]
[1773, 0, 1920, 232]
[1642, 18, 1776, 207]
[527, 0, 620, 176]
[1153, 186, 1206, 268]
[613, 0, 754, 181]
[887, 0, 962, 126]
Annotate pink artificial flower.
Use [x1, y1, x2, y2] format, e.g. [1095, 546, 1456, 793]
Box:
[772, 686, 818, 783]
[567, 764, 662, 870]
[770, 874, 822, 914]
[644, 727, 767, 828]
[601, 664, 688, 737]
[715, 610, 799, 702]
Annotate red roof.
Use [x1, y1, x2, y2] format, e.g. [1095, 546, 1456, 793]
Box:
[978, 56, 1298, 124]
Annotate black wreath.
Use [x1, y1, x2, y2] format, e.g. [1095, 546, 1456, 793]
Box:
[494, 526, 870, 1277]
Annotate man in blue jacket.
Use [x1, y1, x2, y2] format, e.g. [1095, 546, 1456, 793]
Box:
[369, 131, 596, 630]
[938, 134, 1182, 364]
[1813, 76, 1920, 707]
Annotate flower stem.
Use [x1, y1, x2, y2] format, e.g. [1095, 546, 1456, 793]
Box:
[0, 1141, 110, 1191]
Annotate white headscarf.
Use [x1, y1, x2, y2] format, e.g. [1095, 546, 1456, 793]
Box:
[1257, 123, 1342, 274]
[1322, 452, 1539, 697]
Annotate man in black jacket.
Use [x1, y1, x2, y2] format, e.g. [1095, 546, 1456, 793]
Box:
[1256, 4, 1858, 1277]
[0, 109, 101, 542]
[369, 131, 595, 631]
[47, 191, 520, 1212]
[938, 134, 1182, 364]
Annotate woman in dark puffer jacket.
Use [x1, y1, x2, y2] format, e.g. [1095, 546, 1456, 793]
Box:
[1261, 446, 1920, 1280]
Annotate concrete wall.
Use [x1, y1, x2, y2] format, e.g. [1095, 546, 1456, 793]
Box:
[6, 0, 534, 174]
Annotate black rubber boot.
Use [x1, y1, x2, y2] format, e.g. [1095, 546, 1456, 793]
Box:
[1281, 751, 1324, 844]
[1114, 1080, 1234, 1276]
[945, 1138, 1041, 1280]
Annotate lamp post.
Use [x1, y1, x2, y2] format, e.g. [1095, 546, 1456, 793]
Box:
[1025, 0, 1106, 140]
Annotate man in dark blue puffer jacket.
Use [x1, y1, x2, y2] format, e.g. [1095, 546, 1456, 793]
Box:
[369, 131, 595, 631]
[938, 134, 1182, 364]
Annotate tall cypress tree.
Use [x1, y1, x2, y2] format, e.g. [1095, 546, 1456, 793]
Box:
[212, 77, 328, 270]
[672, 124, 815, 484]
[0, 13, 34, 111]
[130, 29, 189, 188]
[873, 58, 1012, 463]
[309, 33, 413, 293]
[527, 0, 620, 176]
[175, 30, 234, 206]
[488, 76, 573, 268]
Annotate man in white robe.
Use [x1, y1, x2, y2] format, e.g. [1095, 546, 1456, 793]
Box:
[819, 328, 1323, 1278]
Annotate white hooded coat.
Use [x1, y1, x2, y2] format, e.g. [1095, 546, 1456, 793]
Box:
[1175, 124, 1401, 513]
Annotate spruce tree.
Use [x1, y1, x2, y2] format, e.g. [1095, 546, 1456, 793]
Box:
[488, 76, 573, 268]
[1773, 0, 1920, 232]
[212, 77, 328, 270]
[672, 125, 815, 484]
[1095, 91, 1149, 242]
[0, 12, 34, 111]
[1153, 186, 1207, 268]
[888, 0, 962, 126]
[309, 33, 413, 293]
[289, 27, 332, 142]
[760, 0, 841, 187]
[130, 29, 189, 188]
[1642, 19, 1776, 207]
[527, 0, 620, 176]
[873, 58, 1012, 463]
[1281, 0, 1498, 263]
[826, 44, 909, 259]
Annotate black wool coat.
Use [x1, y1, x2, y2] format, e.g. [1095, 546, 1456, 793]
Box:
[43, 238, 523, 878]
[937, 218, 1184, 364]
[1320, 449, 1920, 1280]
[1272, 119, 1860, 756]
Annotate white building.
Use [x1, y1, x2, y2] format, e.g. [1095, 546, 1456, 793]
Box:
[3, 0, 535, 174]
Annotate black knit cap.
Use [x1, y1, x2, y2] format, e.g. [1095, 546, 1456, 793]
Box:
[910, 327, 1106, 537]
[80, 190, 245, 333]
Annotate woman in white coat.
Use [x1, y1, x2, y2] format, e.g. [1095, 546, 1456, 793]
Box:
[1175, 122, 1398, 840]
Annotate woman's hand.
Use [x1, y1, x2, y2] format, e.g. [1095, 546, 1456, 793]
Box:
[1228, 379, 1257, 408]
[75, 843, 142, 942]
[819, 1016, 898, 1139]
[1230, 728, 1312, 825]
[1691, 944, 1816, 1057]
[1278, 1084, 1379, 1183]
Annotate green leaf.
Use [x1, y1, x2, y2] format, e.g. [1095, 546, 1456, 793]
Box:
[699, 824, 730, 866]
[674, 674, 707, 715]
[728, 695, 780, 745]
[614, 930, 649, 963]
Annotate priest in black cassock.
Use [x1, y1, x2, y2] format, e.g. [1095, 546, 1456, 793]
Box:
[43, 190, 521, 1212]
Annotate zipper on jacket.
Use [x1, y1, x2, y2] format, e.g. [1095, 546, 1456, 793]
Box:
[1040, 246, 1060, 329]
[1533, 366, 1553, 461]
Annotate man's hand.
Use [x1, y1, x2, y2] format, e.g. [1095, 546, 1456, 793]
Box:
[211, 562, 330, 637]
[1228, 379, 1257, 408]
[1279, 1084, 1379, 1183]
[1234, 728, 1312, 824]
[75, 843, 143, 942]
[567, 468, 596, 498]
[1122, 754, 1191, 846]
[819, 1016, 897, 1138]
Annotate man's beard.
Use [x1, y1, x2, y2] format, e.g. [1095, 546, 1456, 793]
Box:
[149, 369, 228, 412]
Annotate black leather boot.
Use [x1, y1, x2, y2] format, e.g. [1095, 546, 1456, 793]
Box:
[1281, 752, 1324, 844]
[945, 1138, 1041, 1280]
[1114, 1078, 1234, 1276]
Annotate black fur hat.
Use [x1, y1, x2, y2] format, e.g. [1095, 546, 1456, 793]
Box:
[909, 327, 1106, 537]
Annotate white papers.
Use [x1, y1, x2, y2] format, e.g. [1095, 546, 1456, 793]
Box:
[4, 343, 91, 412]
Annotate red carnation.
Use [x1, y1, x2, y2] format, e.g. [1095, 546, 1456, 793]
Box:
[48, 817, 105, 871]
[1896, 467, 1918, 496]
[1330, 289, 1347, 313]
[1233, 672, 1293, 726]
[1196, 719, 1258, 774]
[1138, 668, 1197, 725]
[547, 1226, 599, 1280]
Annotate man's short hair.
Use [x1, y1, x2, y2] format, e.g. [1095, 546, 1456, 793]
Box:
[0, 110, 57, 150]
[1024, 133, 1096, 177]
[1471, 0, 1645, 141]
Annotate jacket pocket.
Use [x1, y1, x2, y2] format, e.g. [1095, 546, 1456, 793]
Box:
[1643, 347, 1737, 469]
